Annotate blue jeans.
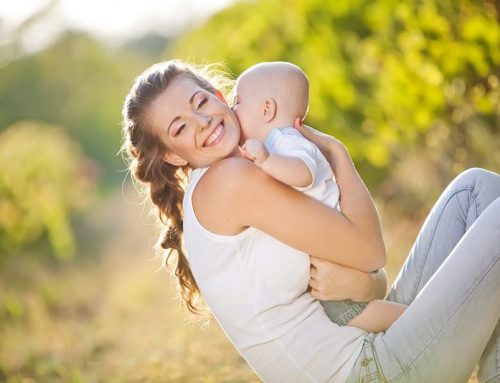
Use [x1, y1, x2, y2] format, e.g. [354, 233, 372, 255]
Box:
[346, 168, 500, 383]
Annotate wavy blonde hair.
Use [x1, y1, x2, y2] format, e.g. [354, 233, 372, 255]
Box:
[120, 60, 233, 314]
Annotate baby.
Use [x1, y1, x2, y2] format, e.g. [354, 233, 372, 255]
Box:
[232, 61, 405, 332]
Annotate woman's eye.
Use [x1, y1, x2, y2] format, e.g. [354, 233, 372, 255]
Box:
[175, 123, 186, 136]
[197, 97, 207, 109]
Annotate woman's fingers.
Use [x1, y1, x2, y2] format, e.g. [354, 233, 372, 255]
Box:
[294, 117, 303, 130]
[310, 274, 322, 299]
[293, 118, 316, 140]
[293, 116, 311, 136]
[310, 288, 319, 299]
[311, 256, 328, 268]
[309, 277, 317, 288]
[310, 265, 318, 279]
[294, 123, 337, 156]
[310, 265, 327, 299]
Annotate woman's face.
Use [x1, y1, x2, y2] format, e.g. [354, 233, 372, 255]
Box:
[149, 76, 241, 169]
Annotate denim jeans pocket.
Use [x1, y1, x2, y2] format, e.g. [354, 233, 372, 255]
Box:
[346, 337, 384, 383]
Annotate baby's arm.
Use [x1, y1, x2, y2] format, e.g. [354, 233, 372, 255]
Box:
[346, 300, 408, 333]
[242, 139, 312, 188]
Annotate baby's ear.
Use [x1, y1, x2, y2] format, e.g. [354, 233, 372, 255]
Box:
[162, 151, 188, 166]
[263, 99, 277, 122]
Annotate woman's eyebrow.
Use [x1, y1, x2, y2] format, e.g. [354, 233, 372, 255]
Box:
[189, 90, 202, 105]
[168, 90, 202, 132]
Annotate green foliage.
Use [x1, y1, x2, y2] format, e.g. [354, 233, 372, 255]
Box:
[0, 32, 147, 187]
[170, 0, 500, 210]
[0, 121, 94, 260]
[3, 294, 24, 320]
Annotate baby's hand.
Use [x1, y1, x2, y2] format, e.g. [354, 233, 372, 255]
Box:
[241, 139, 269, 166]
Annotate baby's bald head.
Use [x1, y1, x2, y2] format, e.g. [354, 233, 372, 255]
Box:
[236, 62, 309, 122]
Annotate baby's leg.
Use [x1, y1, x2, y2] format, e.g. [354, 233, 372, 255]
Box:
[346, 300, 407, 333]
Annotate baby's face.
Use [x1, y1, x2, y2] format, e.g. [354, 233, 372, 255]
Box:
[232, 75, 264, 141]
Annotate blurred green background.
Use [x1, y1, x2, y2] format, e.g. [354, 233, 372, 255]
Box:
[1, 0, 498, 381]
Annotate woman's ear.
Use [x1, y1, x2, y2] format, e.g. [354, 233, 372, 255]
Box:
[162, 151, 188, 166]
[263, 99, 277, 122]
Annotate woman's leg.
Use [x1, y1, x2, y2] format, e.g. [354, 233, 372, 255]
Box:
[386, 168, 500, 305]
[368, 168, 500, 382]
[479, 320, 500, 383]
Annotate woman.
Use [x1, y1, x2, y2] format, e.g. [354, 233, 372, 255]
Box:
[121, 61, 500, 383]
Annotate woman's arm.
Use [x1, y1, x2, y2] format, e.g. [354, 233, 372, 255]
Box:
[193, 157, 385, 272]
[295, 123, 386, 271]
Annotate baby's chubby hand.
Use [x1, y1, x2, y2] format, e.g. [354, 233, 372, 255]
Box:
[241, 139, 270, 166]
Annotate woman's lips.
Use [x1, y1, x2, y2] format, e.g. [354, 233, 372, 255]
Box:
[204, 123, 225, 147]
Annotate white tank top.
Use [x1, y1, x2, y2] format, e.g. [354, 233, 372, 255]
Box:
[183, 167, 365, 383]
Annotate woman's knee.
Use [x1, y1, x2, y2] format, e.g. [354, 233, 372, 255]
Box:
[452, 167, 500, 191]
[476, 196, 500, 234]
[487, 196, 500, 216]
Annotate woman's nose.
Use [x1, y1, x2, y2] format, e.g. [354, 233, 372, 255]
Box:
[196, 113, 212, 131]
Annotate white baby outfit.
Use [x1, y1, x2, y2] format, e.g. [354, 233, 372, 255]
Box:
[264, 126, 341, 211]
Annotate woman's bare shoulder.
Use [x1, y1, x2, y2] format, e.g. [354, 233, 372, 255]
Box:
[192, 157, 269, 233]
[193, 157, 276, 215]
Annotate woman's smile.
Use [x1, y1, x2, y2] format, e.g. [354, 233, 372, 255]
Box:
[203, 123, 225, 147]
[149, 77, 241, 168]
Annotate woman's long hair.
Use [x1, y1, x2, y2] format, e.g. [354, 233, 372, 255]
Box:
[120, 60, 233, 314]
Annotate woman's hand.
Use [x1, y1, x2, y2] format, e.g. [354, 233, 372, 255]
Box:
[293, 118, 346, 163]
[309, 256, 388, 302]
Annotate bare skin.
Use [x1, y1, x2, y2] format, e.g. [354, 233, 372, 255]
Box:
[347, 299, 407, 333]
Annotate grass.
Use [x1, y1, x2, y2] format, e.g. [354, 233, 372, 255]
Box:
[0, 189, 479, 382]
